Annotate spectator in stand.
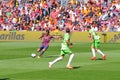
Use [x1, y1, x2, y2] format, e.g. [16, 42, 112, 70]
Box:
[0, 0, 119, 32]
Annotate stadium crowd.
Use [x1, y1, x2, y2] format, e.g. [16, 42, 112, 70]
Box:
[0, 0, 120, 32]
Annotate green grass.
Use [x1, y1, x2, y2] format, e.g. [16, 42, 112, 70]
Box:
[0, 42, 120, 80]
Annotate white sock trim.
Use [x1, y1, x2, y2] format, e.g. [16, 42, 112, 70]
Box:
[97, 49, 104, 56]
[67, 54, 74, 66]
[91, 48, 96, 57]
[51, 56, 63, 65]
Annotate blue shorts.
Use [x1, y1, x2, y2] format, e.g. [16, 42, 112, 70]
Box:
[39, 45, 49, 51]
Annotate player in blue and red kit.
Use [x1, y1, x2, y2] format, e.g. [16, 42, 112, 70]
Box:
[37, 30, 61, 58]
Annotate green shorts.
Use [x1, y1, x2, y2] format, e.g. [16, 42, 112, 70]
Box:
[60, 48, 72, 56]
[92, 41, 100, 49]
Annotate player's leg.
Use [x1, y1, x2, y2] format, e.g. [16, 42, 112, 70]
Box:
[66, 53, 74, 69]
[37, 45, 44, 52]
[49, 56, 64, 69]
[96, 49, 106, 60]
[64, 49, 74, 69]
[38, 46, 49, 57]
[37, 46, 44, 58]
[91, 42, 96, 60]
[49, 50, 65, 68]
[95, 42, 106, 60]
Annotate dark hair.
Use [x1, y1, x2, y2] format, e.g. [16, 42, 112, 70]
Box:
[66, 28, 70, 33]
[92, 21, 97, 25]
[46, 30, 50, 34]
[87, 26, 91, 29]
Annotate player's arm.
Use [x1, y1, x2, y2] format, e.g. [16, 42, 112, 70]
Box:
[88, 33, 93, 40]
[38, 34, 44, 39]
[52, 35, 63, 39]
[66, 40, 73, 48]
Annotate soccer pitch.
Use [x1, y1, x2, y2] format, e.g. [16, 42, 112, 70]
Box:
[0, 42, 120, 80]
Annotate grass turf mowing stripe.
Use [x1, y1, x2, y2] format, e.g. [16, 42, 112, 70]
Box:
[0, 42, 120, 80]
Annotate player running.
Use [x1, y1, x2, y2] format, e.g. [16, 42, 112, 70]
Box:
[37, 30, 61, 58]
[49, 28, 74, 69]
[87, 25, 106, 60]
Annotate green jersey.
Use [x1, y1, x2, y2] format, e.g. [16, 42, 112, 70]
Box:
[60, 33, 72, 55]
[89, 29, 100, 42]
[61, 33, 70, 50]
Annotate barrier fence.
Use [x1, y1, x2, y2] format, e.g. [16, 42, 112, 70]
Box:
[0, 31, 120, 43]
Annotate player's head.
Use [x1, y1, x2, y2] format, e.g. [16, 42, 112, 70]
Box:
[92, 21, 97, 26]
[66, 28, 70, 33]
[46, 30, 50, 35]
[86, 26, 91, 31]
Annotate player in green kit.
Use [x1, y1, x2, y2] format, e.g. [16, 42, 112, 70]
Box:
[49, 28, 74, 69]
[87, 25, 106, 60]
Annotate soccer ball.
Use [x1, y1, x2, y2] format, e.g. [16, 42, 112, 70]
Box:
[31, 53, 36, 58]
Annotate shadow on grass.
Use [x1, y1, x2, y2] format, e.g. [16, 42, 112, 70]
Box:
[95, 58, 107, 61]
[0, 78, 10, 80]
[73, 66, 81, 69]
[95, 58, 103, 60]
[44, 55, 59, 58]
[95, 58, 106, 60]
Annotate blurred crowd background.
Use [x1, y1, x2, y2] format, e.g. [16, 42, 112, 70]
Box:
[0, 0, 120, 32]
